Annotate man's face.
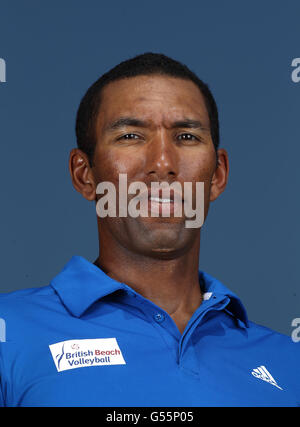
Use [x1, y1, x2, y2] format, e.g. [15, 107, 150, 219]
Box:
[88, 75, 226, 258]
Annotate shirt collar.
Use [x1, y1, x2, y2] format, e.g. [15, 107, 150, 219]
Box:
[50, 255, 249, 327]
[199, 270, 249, 328]
[50, 256, 126, 318]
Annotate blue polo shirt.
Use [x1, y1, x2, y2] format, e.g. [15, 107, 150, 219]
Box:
[0, 255, 299, 407]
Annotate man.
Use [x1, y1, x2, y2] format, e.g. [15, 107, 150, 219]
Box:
[0, 53, 299, 407]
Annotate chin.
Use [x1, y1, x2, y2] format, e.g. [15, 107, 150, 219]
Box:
[136, 228, 192, 259]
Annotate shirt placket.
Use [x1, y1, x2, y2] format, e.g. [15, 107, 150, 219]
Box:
[120, 288, 231, 368]
[178, 294, 231, 364]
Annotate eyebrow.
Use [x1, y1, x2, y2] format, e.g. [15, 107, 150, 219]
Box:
[104, 117, 208, 133]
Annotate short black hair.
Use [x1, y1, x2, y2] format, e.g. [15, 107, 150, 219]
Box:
[75, 52, 220, 166]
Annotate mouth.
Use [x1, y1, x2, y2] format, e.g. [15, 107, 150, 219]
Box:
[125, 185, 185, 218]
[147, 189, 183, 216]
[147, 188, 183, 202]
[149, 196, 174, 203]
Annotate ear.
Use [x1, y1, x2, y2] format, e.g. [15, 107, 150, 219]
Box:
[210, 148, 229, 202]
[69, 148, 96, 201]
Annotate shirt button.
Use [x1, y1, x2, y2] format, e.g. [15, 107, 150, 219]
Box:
[153, 313, 165, 323]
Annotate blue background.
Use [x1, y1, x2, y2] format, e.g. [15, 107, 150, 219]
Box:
[0, 0, 299, 335]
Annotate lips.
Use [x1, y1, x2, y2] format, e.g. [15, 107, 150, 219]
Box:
[147, 187, 183, 216]
[145, 187, 184, 203]
[126, 184, 185, 217]
[149, 196, 174, 203]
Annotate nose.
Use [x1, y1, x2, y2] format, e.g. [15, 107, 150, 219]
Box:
[145, 129, 178, 181]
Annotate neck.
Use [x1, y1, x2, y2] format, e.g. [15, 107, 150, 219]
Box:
[94, 232, 203, 334]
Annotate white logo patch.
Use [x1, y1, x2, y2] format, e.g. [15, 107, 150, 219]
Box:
[49, 338, 126, 372]
[251, 365, 283, 390]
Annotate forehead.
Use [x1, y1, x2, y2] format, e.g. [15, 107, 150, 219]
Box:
[97, 75, 210, 131]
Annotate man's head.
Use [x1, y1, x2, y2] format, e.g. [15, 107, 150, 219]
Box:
[69, 53, 229, 259]
[75, 52, 220, 167]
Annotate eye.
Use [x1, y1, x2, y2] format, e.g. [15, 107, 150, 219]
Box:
[177, 133, 199, 142]
[118, 133, 140, 140]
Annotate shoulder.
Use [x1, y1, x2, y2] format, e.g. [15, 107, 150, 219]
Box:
[246, 319, 300, 362]
[247, 319, 296, 343]
[0, 285, 55, 311]
[0, 285, 53, 299]
[247, 319, 294, 341]
[0, 285, 60, 342]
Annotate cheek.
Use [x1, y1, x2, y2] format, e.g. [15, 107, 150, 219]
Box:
[180, 151, 216, 208]
[92, 148, 141, 184]
[181, 150, 215, 183]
